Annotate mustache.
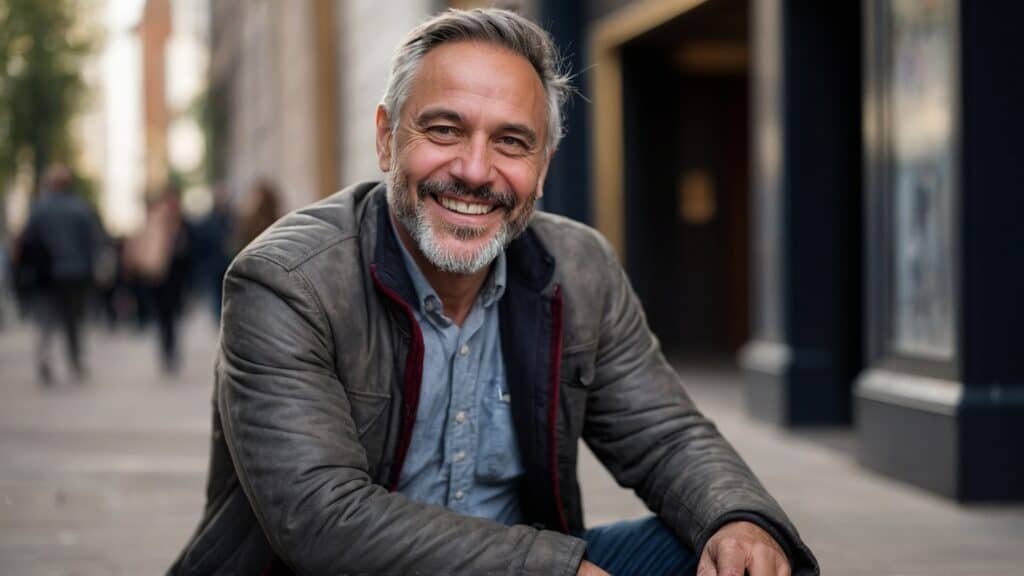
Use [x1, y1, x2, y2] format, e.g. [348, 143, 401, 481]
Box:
[417, 179, 516, 211]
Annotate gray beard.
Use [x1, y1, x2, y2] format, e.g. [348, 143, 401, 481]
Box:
[386, 170, 532, 275]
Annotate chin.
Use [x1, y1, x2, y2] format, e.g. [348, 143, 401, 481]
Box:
[442, 244, 488, 263]
[419, 227, 508, 275]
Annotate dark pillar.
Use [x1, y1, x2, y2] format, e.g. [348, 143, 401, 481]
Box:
[855, 0, 1024, 500]
[741, 0, 862, 426]
[540, 0, 590, 224]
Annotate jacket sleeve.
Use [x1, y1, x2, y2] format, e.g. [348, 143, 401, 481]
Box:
[580, 244, 819, 576]
[217, 252, 585, 576]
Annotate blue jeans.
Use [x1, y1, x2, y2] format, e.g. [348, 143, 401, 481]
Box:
[577, 516, 697, 576]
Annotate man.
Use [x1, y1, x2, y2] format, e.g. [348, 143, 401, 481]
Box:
[18, 164, 102, 384]
[171, 9, 818, 576]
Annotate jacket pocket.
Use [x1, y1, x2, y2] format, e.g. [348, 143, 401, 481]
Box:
[346, 389, 391, 480]
[559, 344, 596, 444]
[559, 342, 596, 388]
[346, 389, 391, 438]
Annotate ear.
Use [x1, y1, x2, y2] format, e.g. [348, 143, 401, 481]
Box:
[375, 104, 394, 172]
[535, 150, 553, 199]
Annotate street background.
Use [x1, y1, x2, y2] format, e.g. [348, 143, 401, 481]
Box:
[3, 0, 1024, 574]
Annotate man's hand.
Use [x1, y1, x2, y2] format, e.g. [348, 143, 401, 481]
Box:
[697, 521, 790, 576]
[576, 559, 610, 576]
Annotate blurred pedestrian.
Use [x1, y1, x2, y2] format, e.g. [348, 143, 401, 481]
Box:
[191, 184, 233, 322]
[233, 178, 281, 252]
[0, 239, 12, 328]
[94, 235, 127, 329]
[124, 185, 192, 374]
[16, 164, 103, 385]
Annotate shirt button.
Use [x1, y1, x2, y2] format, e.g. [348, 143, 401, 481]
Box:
[454, 450, 466, 462]
[459, 344, 470, 356]
[454, 490, 465, 500]
[455, 411, 466, 424]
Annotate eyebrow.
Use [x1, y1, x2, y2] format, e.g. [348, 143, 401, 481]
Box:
[415, 108, 463, 126]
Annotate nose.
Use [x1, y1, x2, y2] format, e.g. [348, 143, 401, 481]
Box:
[450, 134, 494, 190]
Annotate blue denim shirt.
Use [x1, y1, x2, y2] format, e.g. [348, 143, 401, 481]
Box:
[393, 226, 525, 525]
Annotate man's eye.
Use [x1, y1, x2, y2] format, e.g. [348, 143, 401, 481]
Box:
[428, 126, 458, 137]
[498, 136, 527, 149]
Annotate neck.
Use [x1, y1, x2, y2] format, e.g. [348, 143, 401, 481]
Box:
[393, 215, 489, 327]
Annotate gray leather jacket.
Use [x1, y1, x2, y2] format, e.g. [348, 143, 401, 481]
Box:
[170, 182, 818, 575]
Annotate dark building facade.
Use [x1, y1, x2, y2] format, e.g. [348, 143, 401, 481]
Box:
[538, 0, 1023, 501]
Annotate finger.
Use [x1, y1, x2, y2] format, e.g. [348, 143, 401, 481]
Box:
[696, 548, 717, 576]
[747, 544, 776, 576]
[714, 539, 747, 576]
[776, 552, 792, 576]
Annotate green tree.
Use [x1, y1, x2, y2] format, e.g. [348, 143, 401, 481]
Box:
[0, 0, 92, 196]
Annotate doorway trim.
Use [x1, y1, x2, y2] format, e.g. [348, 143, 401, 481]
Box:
[589, 0, 708, 262]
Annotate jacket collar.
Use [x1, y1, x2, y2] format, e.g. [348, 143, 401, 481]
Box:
[371, 190, 419, 308]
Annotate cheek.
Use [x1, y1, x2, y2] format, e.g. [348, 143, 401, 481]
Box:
[496, 161, 543, 205]
[399, 142, 456, 183]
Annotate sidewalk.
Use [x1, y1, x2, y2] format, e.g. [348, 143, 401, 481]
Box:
[1, 315, 1021, 574]
[0, 314, 215, 575]
[580, 362, 1024, 575]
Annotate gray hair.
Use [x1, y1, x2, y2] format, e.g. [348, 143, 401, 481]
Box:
[380, 8, 571, 153]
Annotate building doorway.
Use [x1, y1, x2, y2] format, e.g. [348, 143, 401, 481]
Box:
[620, 0, 750, 358]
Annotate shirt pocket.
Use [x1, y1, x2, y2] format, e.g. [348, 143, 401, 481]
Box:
[476, 375, 525, 482]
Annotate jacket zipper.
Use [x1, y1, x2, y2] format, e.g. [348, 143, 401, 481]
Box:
[369, 264, 425, 491]
[548, 284, 569, 533]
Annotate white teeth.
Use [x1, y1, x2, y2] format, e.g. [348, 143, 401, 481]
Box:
[438, 196, 492, 215]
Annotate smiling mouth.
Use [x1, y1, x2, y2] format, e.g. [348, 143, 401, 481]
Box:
[433, 194, 498, 216]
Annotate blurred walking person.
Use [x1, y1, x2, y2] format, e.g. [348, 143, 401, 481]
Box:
[17, 164, 103, 385]
[191, 184, 233, 322]
[233, 178, 281, 252]
[0, 239, 13, 328]
[125, 186, 192, 374]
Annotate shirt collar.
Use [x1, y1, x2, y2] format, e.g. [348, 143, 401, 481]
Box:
[390, 216, 507, 322]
